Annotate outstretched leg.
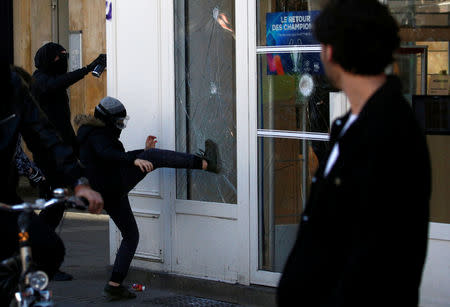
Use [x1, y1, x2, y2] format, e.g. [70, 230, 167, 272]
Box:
[119, 149, 203, 194]
[138, 148, 203, 170]
[120, 140, 220, 195]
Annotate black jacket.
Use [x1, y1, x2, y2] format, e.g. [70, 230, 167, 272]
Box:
[75, 115, 143, 198]
[31, 43, 89, 151]
[0, 72, 84, 204]
[31, 68, 89, 152]
[277, 76, 431, 307]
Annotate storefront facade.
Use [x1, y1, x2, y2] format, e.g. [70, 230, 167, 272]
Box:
[106, 1, 449, 305]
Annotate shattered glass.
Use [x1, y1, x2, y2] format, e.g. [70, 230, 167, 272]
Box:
[258, 52, 333, 133]
[174, 0, 237, 204]
[256, 52, 334, 272]
[256, 1, 335, 272]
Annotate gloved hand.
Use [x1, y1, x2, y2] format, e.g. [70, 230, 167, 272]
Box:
[86, 54, 106, 71]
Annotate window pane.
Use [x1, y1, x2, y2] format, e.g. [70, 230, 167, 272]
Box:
[258, 137, 327, 272]
[386, 1, 450, 224]
[174, 0, 237, 203]
[387, 0, 450, 27]
[257, 52, 335, 134]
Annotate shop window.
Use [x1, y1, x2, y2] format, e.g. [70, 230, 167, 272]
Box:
[386, 0, 450, 224]
[256, 0, 332, 272]
[174, 0, 237, 204]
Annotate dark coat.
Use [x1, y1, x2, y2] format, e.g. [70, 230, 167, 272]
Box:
[277, 76, 431, 307]
[75, 115, 143, 199]
[31, 43, 89, 152]
[0, 71, 74, 303]
[0, 71, 83, 204]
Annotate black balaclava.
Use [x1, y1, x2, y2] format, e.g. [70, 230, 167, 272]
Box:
[34, 42, 67, 75]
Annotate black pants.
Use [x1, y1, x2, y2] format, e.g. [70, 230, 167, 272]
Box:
[106, 148, 203, 284]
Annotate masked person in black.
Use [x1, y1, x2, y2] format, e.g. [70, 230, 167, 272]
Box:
[32, 43, 105, 155]
[0, 59, 104, 305]
[75, 96, 220, 301]
[30, 44, 105, 277]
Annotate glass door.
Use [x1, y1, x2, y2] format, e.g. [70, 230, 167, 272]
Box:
[174, 0, 237, 204]
[251, 0, 334, 284]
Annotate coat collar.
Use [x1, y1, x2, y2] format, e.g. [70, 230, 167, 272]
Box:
[330, 75, 402, 142]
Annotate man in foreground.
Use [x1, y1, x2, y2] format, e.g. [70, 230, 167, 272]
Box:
[277, 1, 431, 306]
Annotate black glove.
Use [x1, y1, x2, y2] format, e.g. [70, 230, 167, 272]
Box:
[86, 53, 106, 71]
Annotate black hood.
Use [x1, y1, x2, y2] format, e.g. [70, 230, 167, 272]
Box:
[34, 42, 67, 75]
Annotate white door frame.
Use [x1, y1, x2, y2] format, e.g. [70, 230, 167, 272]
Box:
[165, 0, 251, 284]
[248, 0, 281, 287]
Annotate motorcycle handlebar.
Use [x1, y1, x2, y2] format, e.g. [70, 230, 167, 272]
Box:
[0, 189, 89, 212]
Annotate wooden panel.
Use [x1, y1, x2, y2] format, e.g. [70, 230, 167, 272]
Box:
[68, 0, 83, 31]
[13, 0, 32, 72]
[82, 0, 106, 113]
[68, 0, 85, 120]
[30, 1, 52, 73]
[68, 0, 106, 122]
[427, 135, 450, 224]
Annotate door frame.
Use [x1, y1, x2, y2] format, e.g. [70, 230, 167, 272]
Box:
[166, 0, 252, 284]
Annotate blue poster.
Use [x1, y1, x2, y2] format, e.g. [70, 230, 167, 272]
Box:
[266, 11, 320, 46]
[266, 11, 322, 75]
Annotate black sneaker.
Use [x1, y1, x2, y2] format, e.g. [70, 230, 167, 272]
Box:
[52, 270, 73, 281]
[197, 139, 220, 173]
[103, 284, 137, 301]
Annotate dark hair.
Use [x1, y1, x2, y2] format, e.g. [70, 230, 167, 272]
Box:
[313, 0, 400, 75]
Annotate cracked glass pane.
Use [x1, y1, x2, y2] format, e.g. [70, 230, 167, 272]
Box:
[174, 0, 237, 204]
[256, 1, 334, 272]
[258, 52, 333, 134]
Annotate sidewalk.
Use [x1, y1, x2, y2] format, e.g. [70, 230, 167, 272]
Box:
[51, 211, 234, 306]
[18, 180, 262, 306]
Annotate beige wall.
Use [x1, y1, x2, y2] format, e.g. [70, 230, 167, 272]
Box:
[69, 0, 106, 117]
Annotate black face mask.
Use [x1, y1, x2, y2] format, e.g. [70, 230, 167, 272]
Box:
[51, 55, 68, 75]
[111, 126, 122, 139]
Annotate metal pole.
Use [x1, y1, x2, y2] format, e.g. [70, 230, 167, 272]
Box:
[51, 0, 58, 42]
